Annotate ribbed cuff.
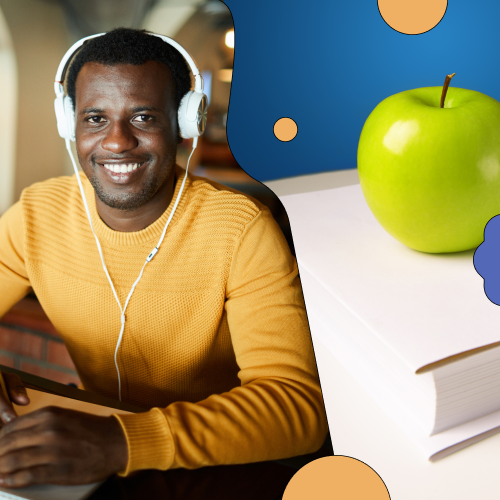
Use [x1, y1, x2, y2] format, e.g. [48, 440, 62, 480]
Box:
[112, 408, 175, 476]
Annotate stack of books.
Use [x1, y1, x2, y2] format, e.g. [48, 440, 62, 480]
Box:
[280, 184, 500, 461]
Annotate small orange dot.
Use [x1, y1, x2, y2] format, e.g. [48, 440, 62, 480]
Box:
[378, 0, 447, 35]
[274, 117, 298, 142]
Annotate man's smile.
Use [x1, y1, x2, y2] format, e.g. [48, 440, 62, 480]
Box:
[96, 160, 149, 184]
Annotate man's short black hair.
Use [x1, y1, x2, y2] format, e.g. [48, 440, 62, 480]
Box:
[66, 28, 192, 111]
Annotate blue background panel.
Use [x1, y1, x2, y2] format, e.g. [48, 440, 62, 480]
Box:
[223, 0, 500, 181]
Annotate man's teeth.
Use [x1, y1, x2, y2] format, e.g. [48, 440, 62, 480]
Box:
[103, 163, 140, 173]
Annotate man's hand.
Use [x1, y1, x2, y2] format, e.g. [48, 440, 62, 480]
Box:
[0, 372, 29, 425]
[0, 406, 128, 488]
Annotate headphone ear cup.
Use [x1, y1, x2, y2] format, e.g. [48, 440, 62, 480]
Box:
[54, 94, 76, 141]
[54, 94, 69, 140]
[63, 96, 76, 141]
[178, 91, 208, 139]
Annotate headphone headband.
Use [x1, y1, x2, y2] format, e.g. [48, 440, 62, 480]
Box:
[54, 32, 203, 95]
[54, 33, 103, 96]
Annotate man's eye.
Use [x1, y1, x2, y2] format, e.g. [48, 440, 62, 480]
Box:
[87, 116, 105, 124]
[133, 115, 152, 123]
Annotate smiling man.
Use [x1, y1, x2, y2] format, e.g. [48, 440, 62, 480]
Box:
[0, 28, 327, 488]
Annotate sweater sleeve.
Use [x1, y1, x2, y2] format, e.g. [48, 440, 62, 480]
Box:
[0, 202, 31, 318]
[113, 207, 328, 474]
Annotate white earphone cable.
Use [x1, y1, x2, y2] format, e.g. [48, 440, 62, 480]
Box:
[66, 138, 196, 400]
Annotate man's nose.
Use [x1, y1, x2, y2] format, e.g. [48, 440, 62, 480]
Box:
[101, 121, 138, 153]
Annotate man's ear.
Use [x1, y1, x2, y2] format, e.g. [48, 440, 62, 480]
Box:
[177, 136, 183, 145]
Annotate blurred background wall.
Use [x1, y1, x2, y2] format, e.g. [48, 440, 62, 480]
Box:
[0, 0, 70, 212]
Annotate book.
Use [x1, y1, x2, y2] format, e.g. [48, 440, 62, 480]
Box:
[0, 388, 131, 500]
[280, 184, 500, 460]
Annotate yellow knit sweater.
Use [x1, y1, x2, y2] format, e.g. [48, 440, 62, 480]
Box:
[0, 168, 327, 474]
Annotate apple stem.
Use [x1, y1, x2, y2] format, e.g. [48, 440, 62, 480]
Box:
[440, 73, 456, 108]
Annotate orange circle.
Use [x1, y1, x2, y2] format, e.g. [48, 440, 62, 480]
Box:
[378, 0, 447, 35]
[283, 456, 390, 500]
[274, 117, 298, 142]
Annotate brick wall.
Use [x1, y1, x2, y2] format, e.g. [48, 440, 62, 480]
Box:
[0, 297, 80, 386]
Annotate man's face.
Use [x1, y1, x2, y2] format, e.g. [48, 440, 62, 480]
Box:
[75, 61, 180, 211]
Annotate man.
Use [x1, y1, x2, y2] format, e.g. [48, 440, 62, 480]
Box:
[0, 28, 327, 488]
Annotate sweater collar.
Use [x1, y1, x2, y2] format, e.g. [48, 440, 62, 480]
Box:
[80, 165, 191, 246]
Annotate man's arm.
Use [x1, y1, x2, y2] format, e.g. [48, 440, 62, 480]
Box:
[113, 206, 328, 474]
[0, 201, 34, 425]
[0, 202, 32, 317]
[0, 202, 327, 482]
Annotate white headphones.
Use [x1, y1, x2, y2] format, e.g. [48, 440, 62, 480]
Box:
[54, 32, 208, 142]
[53, 32, 206, 401]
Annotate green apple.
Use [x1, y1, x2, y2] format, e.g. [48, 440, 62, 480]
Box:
[357, 76, 500, 253]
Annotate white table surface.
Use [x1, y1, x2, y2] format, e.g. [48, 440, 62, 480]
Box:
[266, 169, 500, 500]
